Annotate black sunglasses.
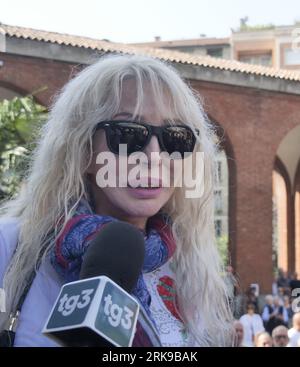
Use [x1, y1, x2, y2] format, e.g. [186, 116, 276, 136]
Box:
[95, 120, 199, 158]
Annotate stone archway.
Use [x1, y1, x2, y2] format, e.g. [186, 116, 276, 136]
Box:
[294, 159, 300, 276]
[0, 53, 76, 107]
[273, 124, 300, 276]
[209, 117, 237, 268]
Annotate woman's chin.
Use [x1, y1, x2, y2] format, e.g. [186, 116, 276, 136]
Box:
[96, 186, 173, 221]
[121, 197, 164, 218]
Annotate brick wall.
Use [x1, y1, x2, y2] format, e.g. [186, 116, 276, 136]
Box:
[1, 52, 300, 293]
[0, 52, 77, 106]
[191, 80, 300, 292]
[295, 161, 300, 275]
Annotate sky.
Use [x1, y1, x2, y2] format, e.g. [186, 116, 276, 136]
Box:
[1, 0, 300, 43]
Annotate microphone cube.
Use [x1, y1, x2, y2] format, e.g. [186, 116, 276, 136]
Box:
[43, 276, 139, 347]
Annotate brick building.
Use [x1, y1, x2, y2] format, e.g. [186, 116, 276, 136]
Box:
[1, 24, 300, 293]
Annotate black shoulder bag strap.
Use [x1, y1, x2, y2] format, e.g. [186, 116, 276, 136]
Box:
[0, 252, 45, 347]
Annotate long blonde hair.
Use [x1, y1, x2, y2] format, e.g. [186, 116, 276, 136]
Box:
[0, 54, 234, 345]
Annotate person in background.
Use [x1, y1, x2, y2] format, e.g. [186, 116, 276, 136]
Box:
[273, 296, 289, 327]
[261, 295, 274, 332]
[254, 331, 273, 347]
[289, 272, 300, 294]
[244, 286, 259, 313]
[283, 295, 293, 328]
[277, 286, 285, 300]
[262, 295, 288, 333]
[272, 275, 278, 296]
[272, 325, 289, 347]
[239, 302, 265, 347]
[287, 312, 300, 347]
[233, 320, 245, 347]
[277, 268, 289, 288]
[277, 269, 291, 296]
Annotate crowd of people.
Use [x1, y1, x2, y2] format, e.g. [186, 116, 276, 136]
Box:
[233, 269, 300, 347]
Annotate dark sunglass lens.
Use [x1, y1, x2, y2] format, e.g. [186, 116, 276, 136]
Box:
[162, 126, 196, 157]
[108, 123, 149, 154]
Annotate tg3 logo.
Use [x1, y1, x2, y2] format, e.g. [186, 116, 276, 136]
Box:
[103, 294, 134, 330]
[57, 288, 135, 331]
[58, 289, 94, 317]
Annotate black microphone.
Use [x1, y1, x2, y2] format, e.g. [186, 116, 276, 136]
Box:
[43, 221, 145, 347]
[79, 221, 145, 290]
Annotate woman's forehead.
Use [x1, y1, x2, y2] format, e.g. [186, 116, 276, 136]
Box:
[120, 78, 172, 104]
[112, 111, 183, 124]
[117, 83, 180, 122]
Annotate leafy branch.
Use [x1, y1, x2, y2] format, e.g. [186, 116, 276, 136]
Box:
[0, 96, 48, 200]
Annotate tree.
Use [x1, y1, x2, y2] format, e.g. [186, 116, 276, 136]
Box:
[232, 16, 275, 33]
[216, 234, 229, 266]
[0, 96, 47, 200]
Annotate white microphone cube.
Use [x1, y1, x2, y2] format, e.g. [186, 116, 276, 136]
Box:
[43, 276, 139, 347]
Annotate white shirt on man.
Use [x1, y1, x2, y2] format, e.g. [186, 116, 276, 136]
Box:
[239, 313, 265, 347]
[287, 328, 300, 347]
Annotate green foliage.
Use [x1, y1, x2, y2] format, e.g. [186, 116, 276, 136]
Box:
[232, 16, 275, 33]
[239, 23, 275, 32]
[0, 96, 47, 199]
[216, 235, 229, 266]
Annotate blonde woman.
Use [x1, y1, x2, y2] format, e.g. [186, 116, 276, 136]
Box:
[0, 54, 234, 346]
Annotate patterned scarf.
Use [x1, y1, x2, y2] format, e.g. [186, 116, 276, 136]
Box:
[50, 200, 176, 331]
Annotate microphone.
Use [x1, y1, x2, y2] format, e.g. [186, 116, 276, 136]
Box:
[43, 221, 145, 347]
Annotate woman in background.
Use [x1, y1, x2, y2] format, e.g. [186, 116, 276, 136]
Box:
[239, 302, 265, 346]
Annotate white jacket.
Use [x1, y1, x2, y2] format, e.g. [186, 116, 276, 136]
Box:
[0, 217, 62, 346]
[0, 217, 187, 347]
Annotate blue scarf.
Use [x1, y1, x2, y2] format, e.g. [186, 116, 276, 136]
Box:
[50, 200, 175, 323]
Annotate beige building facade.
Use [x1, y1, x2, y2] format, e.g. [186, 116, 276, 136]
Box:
[132, 24, 300, 70]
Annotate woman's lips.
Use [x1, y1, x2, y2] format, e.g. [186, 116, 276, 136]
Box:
[127, 187, 163, 199]
[127, 178, 163, 198]
[127, 177, 163, 188]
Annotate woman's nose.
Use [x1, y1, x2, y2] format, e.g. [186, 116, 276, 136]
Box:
[143, 135, 162, 166]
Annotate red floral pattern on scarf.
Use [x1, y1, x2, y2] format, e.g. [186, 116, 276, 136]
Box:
[157, 275, 182, 322]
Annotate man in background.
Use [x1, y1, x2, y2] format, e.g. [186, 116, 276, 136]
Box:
[272, 325, 289, 347]
[288, 313, 300, 347]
